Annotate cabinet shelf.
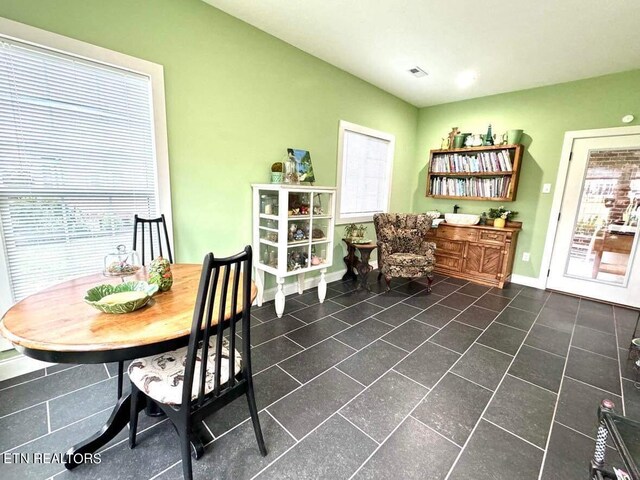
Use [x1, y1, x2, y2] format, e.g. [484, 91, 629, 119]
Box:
[253, 184, 337, 318]
[430, 171, 513, 177]
[426, 144, 524, 201]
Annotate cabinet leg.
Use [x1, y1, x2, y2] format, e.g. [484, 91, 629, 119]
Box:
[255, 269, 265, 307]
[297, 273, 305, 295]
[318, 269, 327, 303]
[275, 277, 285, 318]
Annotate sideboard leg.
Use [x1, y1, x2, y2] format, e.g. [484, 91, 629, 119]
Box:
[255, 269, 265, 307]
[275, 277, 285, 318]
[318, 269, 327, 303]
[297, 273, 305, 295]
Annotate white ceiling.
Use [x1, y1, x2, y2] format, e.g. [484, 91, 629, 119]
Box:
[203, 0, 640, 107]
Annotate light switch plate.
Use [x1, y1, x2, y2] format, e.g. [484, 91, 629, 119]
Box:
[542, 183, 552, 193]
[522, 252, 530, 262]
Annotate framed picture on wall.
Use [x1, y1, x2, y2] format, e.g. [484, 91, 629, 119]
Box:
[287, 148, 316, 183]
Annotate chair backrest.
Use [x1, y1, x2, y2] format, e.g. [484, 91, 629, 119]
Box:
[132, 214, 173, 265]
[374, 213, 433, 253]
[180, 246, 253, 408]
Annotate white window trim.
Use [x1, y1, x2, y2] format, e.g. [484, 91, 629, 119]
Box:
[0, 17, 173, 316]
[335, 120, 395, 225]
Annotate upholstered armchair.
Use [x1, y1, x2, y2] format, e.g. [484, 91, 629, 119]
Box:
[373, 213, 437, 291]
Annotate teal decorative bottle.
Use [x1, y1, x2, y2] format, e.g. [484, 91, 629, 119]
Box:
[485, 124, 494, 145]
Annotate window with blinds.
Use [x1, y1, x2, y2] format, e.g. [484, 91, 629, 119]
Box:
[336, 121, 395, 224]
[0, 37, 159, 302]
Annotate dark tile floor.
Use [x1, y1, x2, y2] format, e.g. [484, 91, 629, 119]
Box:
[1, 273, 639, 479]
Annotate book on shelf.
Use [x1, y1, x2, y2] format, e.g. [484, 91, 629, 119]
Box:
[429, 175, 511, 198]
[430, 150, 513, 173]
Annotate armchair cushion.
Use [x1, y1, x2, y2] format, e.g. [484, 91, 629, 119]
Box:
[373, 213, 438, 289]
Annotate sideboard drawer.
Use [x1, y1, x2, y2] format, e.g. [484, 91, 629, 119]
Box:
[479, 230, 507, 244]
[434, 238, 465, 255]
[437, 227, 478, 242]
[435, 253, 462, 272]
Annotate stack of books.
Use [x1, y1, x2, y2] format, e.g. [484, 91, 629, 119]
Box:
[430, 176, 511, 198]
[430, 150, 513, 173]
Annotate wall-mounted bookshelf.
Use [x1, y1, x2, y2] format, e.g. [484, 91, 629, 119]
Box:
[426, 144, 524, 201]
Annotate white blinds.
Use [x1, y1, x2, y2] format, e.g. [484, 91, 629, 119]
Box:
[339, 128, 393, 219]
[0, 38, 158, 301]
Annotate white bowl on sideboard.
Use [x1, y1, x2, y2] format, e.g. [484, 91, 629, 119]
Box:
[444, 213, 480, 226]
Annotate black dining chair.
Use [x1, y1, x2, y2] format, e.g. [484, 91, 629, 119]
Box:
[114, 214, 175, 399]
[127, 246, 266, 480]
[132, 214, 174, 265]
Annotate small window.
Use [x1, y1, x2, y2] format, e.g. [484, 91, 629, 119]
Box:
[335, 121, 395, 224]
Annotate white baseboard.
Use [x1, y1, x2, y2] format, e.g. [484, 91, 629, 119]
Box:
[511, 274, 547, 289]
[259, 261, 378, 303]
[0, 355, 53, 382]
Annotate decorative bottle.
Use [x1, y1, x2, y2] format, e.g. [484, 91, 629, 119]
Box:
[485, 124, 494, 145]
[148, 257, 173, 292]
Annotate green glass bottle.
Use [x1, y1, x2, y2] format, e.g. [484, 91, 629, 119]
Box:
[485, 124, 494, 145]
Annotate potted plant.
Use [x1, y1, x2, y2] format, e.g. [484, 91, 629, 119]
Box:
[488, 206, 518, 228]
[271, 162, 283, 183]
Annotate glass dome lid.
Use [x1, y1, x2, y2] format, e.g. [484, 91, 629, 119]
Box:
[103, 244, 141, 277]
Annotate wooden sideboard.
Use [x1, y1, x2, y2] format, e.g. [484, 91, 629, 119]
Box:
[425, 222, 521, 288]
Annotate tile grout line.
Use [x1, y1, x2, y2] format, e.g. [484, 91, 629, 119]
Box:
[408, 413, 463, 449]
[390, 368, 432, 391]
[253, 287, 409, 351]
[48, 418, 170, 479]
[248, 284, 473, 480]
[45, 400, 51, 434]
[522, 343, 567, 359]
[264, 409, 298, 442]
[449, 370, 493, 393]
[331, 336, 360, 352]
[0, 373, 117, 421]
[148, 460, 182, 480]
[275, 364, 303, 385]
[562, 374, 622, 398]
[337, 411, 381, 446]
[482, 417, 545, 452]
[379, 338, 410, 353]
[554, 420, 605, 443]
[0, 364, 84, 393]
[442, 289, 552, 480]
[4, 404, 116, 454]
[283, 336, 307, 351]
[535, 298, 580, 480]
[570, 344, 619, 361]
[612, 307, 626, 417]
[474, 342, 515, 357]
[336, 368, 367, 388]
[492, 319, 530, 333]
[348, 286, 514, 480]
[504, 372, 559, 397]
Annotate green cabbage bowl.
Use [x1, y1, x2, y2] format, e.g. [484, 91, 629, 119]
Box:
[84, 281, 159, 314]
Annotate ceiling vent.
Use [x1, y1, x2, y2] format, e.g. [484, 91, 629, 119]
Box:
[408, 66, 428, 78]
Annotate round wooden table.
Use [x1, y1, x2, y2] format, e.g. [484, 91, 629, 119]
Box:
[0, 263, 256, 469]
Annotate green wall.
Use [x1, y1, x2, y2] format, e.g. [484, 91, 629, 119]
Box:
[0, 0, 418, 281]
[2, 0, 639, 285]
[414, 70, 640, 279]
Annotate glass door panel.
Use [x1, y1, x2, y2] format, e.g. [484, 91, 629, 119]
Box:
[564, 148, 640, 285]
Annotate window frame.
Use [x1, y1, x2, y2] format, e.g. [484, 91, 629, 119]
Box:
[0, 17, 172, 314]
[335, 120, 395, 225]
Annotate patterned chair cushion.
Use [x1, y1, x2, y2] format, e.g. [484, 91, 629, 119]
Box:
[128, 337, 242, 406]
[387, 252, 434, 267]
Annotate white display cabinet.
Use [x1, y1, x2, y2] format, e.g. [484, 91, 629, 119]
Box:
[252, 184, 336, 317]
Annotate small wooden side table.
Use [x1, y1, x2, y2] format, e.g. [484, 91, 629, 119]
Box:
[342, 239, 377, 290]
